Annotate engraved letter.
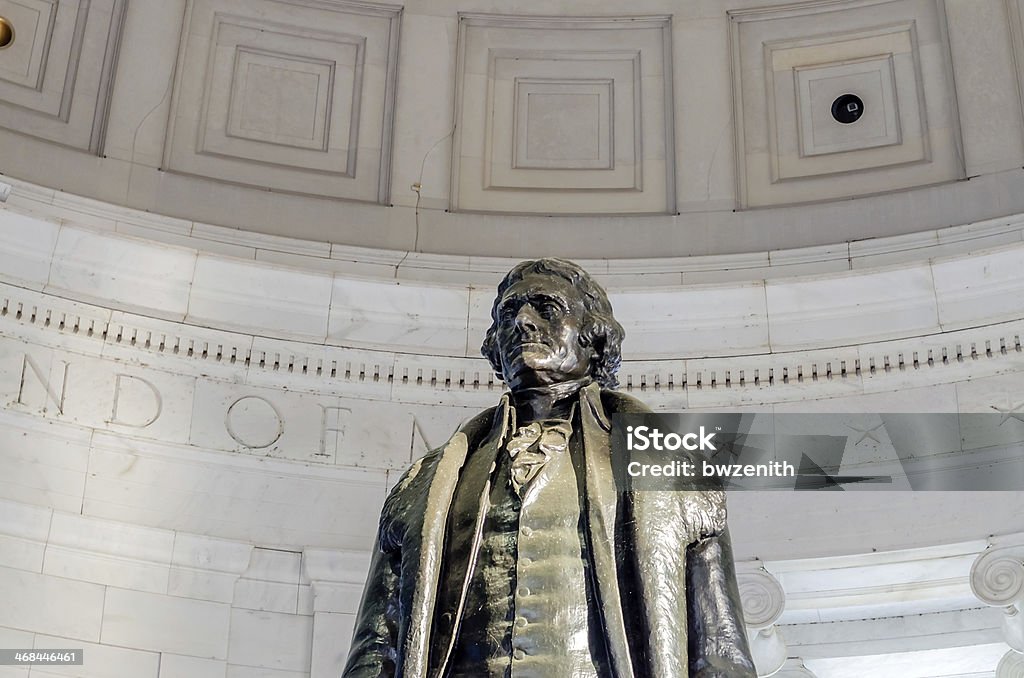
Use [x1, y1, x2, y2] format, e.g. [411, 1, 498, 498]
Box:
[17, 355, 68, 414]
[109, 374, 162, 428]
[225, 395, 284, 448]
[318, 405, 352, 459]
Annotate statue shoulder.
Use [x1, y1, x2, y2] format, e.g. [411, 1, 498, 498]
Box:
[378, 405, 498, 549]
[382, 405, 498, 508]
[599, 387, 653, 415]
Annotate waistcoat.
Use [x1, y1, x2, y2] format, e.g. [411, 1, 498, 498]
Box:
[431, 416, 610, 678]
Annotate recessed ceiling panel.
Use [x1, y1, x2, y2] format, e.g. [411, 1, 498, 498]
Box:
[0, 0, 125, 153]
[452, 14, 675, 215]
[164, 0, 401, 203]
[730, 0, 964, 207]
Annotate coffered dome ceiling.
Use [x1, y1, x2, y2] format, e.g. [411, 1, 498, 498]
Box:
[0, 0, 1023, 257]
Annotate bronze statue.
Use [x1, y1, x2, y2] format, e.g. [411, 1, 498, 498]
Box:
[343, 259, 756, 677]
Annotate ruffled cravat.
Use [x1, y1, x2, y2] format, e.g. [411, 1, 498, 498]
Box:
[505, 417, 573, 495]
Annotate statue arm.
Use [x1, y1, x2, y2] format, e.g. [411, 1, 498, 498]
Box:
[341, 525, 401, 678]
[343, 460, 424, 678]
[341, 529, 400, 678]
[686, 528, 758, 678]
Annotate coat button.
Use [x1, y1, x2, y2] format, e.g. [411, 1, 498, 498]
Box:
[517, 586, 530, 597]
[515, 616, 528, 628]
[521, 526, 534, 537]
[513, 649, 526, 660]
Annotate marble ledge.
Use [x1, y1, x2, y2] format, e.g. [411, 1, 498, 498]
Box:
[4, 229, 1024, 367]
[4, 176, 1024, 288]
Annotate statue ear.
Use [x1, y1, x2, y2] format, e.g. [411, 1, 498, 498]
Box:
[579, 330, 601, 361]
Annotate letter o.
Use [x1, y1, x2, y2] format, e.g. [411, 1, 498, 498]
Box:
[225, 396, 284, 448]
[664, 432, 682, 450]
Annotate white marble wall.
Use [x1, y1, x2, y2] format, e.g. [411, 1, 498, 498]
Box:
[0, 497, 374, 678]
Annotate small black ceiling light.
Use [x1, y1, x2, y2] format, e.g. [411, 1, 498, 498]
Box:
[0, 17, 13, 49]
[831, 93, 864, 124]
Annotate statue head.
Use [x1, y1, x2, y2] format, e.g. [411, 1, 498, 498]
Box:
[481, 258, 625, 390]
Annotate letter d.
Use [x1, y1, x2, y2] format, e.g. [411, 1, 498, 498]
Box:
[109, 374, 162, 428]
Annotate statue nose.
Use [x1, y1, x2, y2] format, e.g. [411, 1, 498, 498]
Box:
[515, 307, 539, 332]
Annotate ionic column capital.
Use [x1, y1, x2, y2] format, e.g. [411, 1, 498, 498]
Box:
[997, 649, 1024, 678]
[971, 539, 1024, 653]
[738, 565, 788, 677]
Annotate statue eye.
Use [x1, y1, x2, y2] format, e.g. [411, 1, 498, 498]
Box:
[539, 302, 561, 319]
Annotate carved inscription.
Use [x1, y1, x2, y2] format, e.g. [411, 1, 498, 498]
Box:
[16, 355, 68, 414]
[225, 396, 285, 449]
[6, 352, 359, 461]
[318, 405, 352, 460]
[108, 374, 162, 428]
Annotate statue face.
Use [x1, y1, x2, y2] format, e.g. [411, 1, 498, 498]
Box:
[494, 274, 597, 390]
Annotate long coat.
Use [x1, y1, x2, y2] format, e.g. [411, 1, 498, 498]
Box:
[342, 382, 757, 678]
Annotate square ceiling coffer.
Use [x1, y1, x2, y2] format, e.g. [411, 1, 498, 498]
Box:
[452, 14, 676, 215]
[730, 0, 964, 207]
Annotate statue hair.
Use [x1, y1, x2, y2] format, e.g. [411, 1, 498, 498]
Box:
[481, 258, 626, 389]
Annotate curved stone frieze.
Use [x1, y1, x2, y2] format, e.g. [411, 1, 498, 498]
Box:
[7, 176, 1024, 289]
[2, 279, 1023, 412]
[3, 198, 1024, 377]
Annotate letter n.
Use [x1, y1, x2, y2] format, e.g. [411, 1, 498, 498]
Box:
[17, 355, 68, 415]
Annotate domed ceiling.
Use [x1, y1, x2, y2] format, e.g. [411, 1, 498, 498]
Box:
[0, 0, 1023, 258]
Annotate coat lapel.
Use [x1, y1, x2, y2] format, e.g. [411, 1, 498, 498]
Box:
[402, 428, 469, 678]
[431, 404, 511, 676]
[402, 396, 511, 678]
[580, 383, 636, 678]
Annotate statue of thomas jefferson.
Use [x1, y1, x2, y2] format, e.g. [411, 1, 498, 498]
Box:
[343, 259, 756, 678]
